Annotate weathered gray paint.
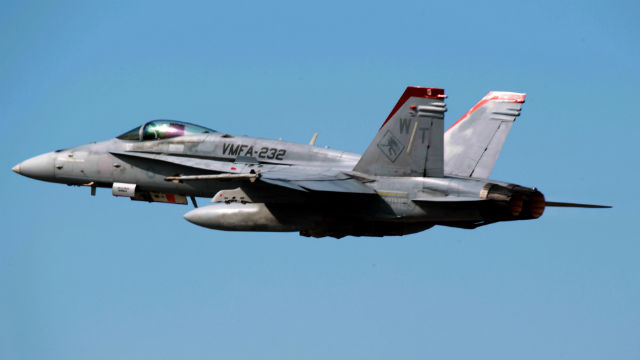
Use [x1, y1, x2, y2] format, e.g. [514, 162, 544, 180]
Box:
[354, 93, 446, 177]
[12, 87, 608, 238]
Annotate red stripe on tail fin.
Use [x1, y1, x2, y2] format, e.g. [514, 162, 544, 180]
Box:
[447, 91, 526, 132]
[380, 87, 445, 129]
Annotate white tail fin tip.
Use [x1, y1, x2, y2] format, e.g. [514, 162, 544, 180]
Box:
[483, 91, 526, 103]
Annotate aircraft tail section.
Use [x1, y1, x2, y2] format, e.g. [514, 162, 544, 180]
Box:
[353, 86, 447, 177]
[444, 91, 526, 178]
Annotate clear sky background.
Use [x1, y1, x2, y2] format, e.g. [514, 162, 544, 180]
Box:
[1, 1, 639, 359]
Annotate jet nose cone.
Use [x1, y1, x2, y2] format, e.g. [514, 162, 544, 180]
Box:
[15, 152, 56, 180]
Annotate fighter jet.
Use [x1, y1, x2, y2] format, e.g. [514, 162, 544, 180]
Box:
[12, 86, 609, 238]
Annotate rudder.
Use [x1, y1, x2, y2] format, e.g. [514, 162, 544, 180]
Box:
[353, 86, 447, 177]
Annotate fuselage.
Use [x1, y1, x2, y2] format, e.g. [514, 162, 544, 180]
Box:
[17, 132, 360, 196]
[14, 87, 607, 237]
[13, 127, 544, 238]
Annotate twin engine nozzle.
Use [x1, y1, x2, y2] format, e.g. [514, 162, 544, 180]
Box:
[482, 183, 546, 219]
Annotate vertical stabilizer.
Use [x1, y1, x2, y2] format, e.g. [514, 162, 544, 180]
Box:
[353, 86, 447, 177]
[444, 91, 526, 178]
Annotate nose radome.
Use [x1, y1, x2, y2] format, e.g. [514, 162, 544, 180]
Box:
[14, 152, 56, 180]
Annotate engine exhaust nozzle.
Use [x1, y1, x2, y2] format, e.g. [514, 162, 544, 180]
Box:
[529, 191, 546, 218]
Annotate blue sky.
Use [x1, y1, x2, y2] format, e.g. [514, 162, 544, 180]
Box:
[1, 0, 639, 359]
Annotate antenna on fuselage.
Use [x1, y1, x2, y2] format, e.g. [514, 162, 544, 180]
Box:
[309, 132, 318, 146]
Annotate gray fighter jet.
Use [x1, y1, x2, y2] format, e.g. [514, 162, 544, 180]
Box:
[12, 86, 609, 238]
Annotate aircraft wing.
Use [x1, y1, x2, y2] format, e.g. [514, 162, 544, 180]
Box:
[259, 166, 376, 194]
[110, 150, 376, 194]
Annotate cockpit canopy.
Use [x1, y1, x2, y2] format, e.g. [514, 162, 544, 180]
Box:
[117, 120, 216, 141]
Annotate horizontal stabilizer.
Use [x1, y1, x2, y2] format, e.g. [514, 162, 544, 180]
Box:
[292, 179, 376, 194]
[261, 176, 375, 194]
[260, 178, 309, 191]
[263, 174, 377, 194]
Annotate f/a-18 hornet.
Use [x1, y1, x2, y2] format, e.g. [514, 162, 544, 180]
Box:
[13, 86, 609, 238]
